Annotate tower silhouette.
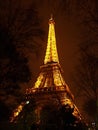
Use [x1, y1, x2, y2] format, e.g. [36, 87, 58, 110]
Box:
[10, 16, 86, 130]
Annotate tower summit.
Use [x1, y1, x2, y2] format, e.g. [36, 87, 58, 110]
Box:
[10, 16, 86, 129]
[44, 15, 59, 64]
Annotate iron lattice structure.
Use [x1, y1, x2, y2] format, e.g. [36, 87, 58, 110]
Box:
[10, 16, 85, 128]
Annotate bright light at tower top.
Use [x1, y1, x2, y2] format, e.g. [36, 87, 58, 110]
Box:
[49, 14, 55, 24]
[44, 15, 59, 64]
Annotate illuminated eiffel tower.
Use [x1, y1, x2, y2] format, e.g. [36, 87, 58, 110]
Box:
[10, 16, 86, 129]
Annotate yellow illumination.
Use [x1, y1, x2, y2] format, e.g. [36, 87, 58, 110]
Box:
[61, 98, 82, 119]
[53, 68, 65, 87]
[73, 105, 82, 120]
[34, 74, 43, 88]
[44, 78, 49, 87]
[10, 103, 25, 122]
[44, 16, 59, 64]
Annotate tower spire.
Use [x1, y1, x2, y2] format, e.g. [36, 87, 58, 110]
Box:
[44, 15, 59, 64]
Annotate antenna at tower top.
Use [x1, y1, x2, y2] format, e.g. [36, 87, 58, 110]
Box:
[49, 14, 55, 24]
[50, 14, 53, 20]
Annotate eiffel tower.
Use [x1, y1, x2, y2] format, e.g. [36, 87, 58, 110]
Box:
[10, 16, 86, 129]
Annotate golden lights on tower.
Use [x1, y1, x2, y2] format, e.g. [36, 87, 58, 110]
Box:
[10, 15, 83, 124]
[10, 103, 25, 122]
[28, 16, 73, 93]
[34, 74, 44, 88]
[44, 16, 59, 64]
